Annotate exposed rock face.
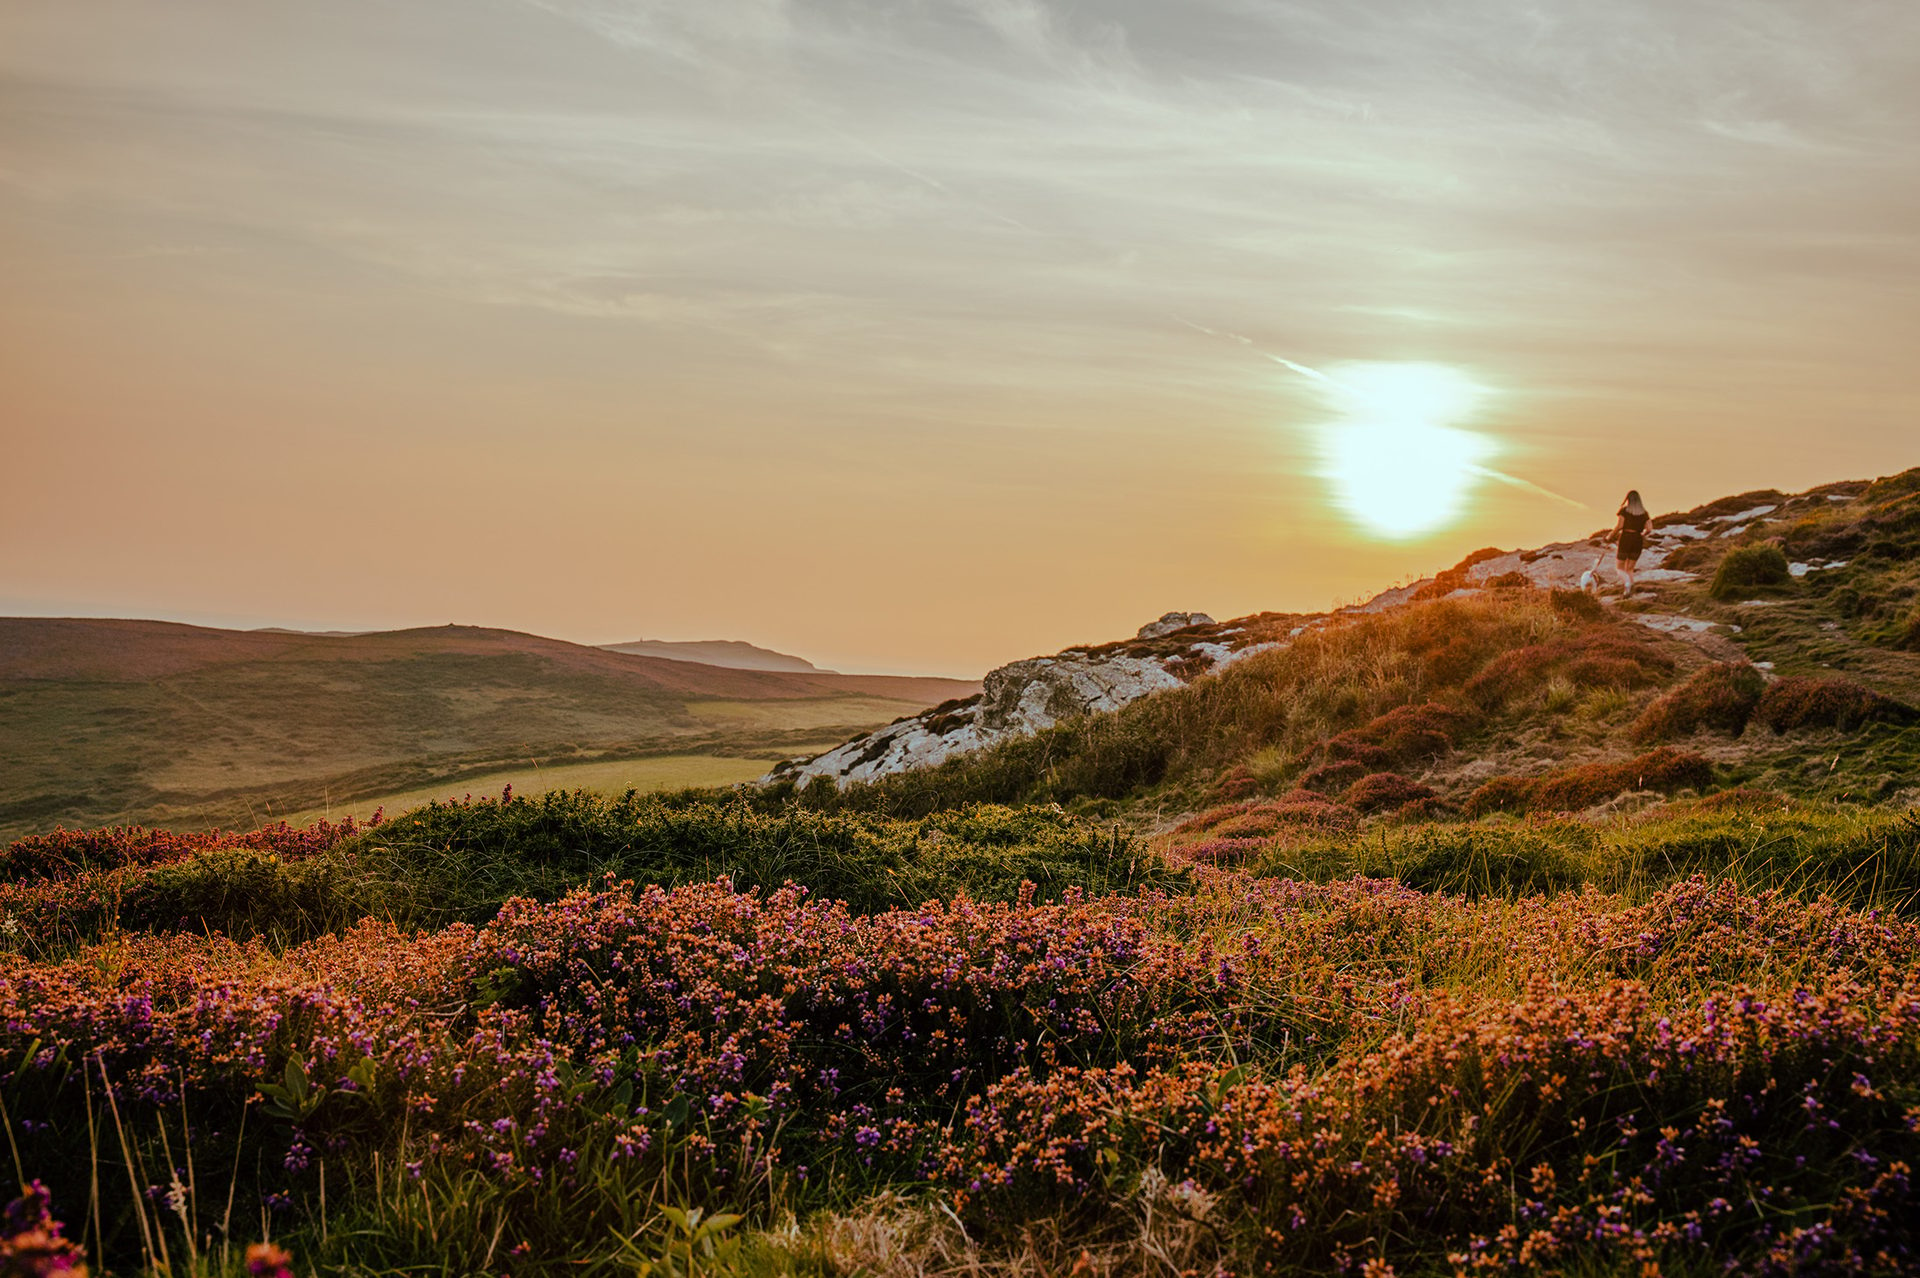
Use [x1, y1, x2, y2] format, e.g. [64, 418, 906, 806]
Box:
[1138, 611, 1215, 639]
[766, 612, 1283, 789]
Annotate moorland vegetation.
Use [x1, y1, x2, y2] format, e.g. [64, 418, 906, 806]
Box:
[5, 469, 1920, 1275]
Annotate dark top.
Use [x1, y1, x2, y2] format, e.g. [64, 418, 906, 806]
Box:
[1617, 508, 1649, 561]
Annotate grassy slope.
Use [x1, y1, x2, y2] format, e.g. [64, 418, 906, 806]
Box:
[778, 469, 1920, 825]
[0, 619, 976, 838]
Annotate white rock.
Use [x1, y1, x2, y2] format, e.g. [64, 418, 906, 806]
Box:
[1137, 611, 1215, 639]
[1632, 614, 1718, 634]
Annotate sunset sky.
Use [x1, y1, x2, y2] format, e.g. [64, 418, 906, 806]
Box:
[3, 0, 1916, 676]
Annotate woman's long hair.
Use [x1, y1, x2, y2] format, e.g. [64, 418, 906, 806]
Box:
[1621, 490, 1647, 517]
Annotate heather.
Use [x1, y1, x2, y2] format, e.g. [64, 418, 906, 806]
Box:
[1, 792, 1178, 956]
[1630, 662, 1766, 744]
[5, 851, 1920, 1275]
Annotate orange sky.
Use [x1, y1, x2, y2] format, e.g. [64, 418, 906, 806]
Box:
[3, 1, 1916, 676]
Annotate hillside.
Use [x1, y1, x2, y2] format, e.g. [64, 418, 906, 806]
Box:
[0, 618, 977, 838]
[774, 468, 1920, 826]
[599, 637, 825, 672]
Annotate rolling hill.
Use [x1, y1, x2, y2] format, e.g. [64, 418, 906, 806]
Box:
[597, 637, 825, 672]
[0, 618, 976, 838]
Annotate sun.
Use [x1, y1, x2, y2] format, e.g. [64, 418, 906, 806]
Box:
[1313, 363, 1493, 540]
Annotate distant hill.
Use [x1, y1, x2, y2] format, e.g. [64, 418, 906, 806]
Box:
[600, 638, 824, 673]
[0, 619, 978, 838]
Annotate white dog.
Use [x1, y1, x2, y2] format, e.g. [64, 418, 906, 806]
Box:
[1578, 552, 1606, 594]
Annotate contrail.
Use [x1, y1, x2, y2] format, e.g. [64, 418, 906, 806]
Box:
[1173, 314, 1589, 511]
[1468, 466, 1588, 510]
[1171, 315, 1343, 388]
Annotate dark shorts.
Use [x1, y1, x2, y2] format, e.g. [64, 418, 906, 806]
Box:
[1618, 531, 1643, 563]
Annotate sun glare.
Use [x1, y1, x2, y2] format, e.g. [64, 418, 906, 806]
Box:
[1313, 362, 1493, 540]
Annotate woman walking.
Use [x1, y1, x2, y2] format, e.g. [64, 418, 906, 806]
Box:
[1610, 490, 1650, 596]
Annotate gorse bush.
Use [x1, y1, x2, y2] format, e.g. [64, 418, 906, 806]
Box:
[1709, 543, 1793, 600]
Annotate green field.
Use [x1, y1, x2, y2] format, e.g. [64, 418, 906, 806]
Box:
[279, 749, 834, 827]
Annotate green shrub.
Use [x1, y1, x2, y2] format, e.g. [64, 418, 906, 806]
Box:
[8, 791, 1189, 948]
[1896, 607, 1920, 652]
[1709, 544, 1792, 600]
[1242, 803, 1920, 911]
[1387, 824, 1588, 897]
[1629, 662, 1766, 744]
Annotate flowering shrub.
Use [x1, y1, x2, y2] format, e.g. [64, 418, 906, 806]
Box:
[0, 1181, 87, 1276]
[947, 974, 1920, 1273]
[1295, 759, 1367, 794]
[1173, 794, 1360, 840]
[1549, 588, 1605, 622]
[1465, 629, 1674, 711]
[1630, 662, 1767, 744]
[1754, 676, 1917, 734]
[9, 795, 1920, 1273]
[1317, 702, 1473, 771]
[245, 1242, 295, 1278]
[1340, 772, 1435, 814]
[1465, 747, 1714, 815]
[0, 816, 374, 881]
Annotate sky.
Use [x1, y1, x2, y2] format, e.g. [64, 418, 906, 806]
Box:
[2, 0, 1916, 677]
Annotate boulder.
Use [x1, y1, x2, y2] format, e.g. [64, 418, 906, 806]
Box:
[1137, 611, 1215, 639]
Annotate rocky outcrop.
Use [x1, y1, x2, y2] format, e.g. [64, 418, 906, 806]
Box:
[767, 488, 1854, 791]
[765, 612, 1285, 789]
[1137, 611, 1215, 639]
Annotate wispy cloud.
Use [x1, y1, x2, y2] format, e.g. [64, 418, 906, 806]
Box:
[3, 0, 1918, 664]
